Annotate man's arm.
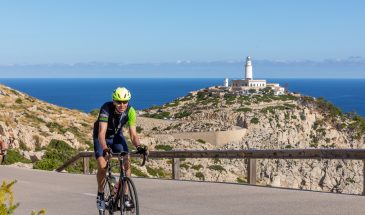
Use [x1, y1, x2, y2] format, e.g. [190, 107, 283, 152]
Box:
[129, 126, 141, 148]
[98, 122, 108, 152]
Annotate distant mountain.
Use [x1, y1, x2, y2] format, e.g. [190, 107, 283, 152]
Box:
[1, 57, 365, 78]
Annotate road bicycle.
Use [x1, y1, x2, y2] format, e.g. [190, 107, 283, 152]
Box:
[100, 149, 148, 215]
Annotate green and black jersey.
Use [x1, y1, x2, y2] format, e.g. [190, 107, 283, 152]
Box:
[93, 101, 136, 139]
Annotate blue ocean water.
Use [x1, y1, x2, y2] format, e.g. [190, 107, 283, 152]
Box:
[0, 78, 364, 117]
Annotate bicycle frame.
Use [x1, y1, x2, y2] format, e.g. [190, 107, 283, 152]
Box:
[104, 149, 147, 213]
[106, 151, 129, 206]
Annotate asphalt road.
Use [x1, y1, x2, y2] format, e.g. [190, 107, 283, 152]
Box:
[1, 166, 364, 215]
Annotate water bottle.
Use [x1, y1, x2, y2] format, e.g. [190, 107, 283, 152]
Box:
[110, 176, 117, 194]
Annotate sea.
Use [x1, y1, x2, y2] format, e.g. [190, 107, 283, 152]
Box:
[0, 78, 364, 117]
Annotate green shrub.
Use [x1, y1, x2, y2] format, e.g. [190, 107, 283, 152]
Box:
[180, 163, 190, 170]
[150, 105, 161, 110]
[15, 98, 22, 104]
[33, 158, 62, 171]
[33, 139, 78, 172]
[236, 107, 252, 113]
[89, 109, 99, 116]
[46, 122, 67, 134]
[2, 150, 31, 165]
[236, 177, 246, 183]
[19, 140, 30, 151]
[309, 142, 318, 148]
[250, 118, 259, 124]
[132, 167, 148, 177]
[195, 172, 205, 181]
[196, 139, 206, 144]
[208, 165, 226, 173]
[146, 166, 166, 177]
[192, 164, 203, 171]
[136, 126, 143, 133]
[174, 111, 192, 119]
[155, 144, 173, 151]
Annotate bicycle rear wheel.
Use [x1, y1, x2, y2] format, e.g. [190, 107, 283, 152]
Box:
[120, 177, 139, 215]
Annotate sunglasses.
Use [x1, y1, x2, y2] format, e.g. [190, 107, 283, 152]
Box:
[114, 100, 128, 105]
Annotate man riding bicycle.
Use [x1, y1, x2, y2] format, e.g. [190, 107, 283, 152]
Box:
[93, 87, 147, 212]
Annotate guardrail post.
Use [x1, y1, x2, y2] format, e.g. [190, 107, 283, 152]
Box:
[247, 158, 256, 185]
[83, 157, 90, 174]
[172, 158, 180, 180]
[363, 160, 365, 196]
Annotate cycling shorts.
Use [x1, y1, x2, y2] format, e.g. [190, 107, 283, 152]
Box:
[93, 134, 128, 158]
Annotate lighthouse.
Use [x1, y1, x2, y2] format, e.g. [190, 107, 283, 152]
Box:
[245, 56, 253, 80]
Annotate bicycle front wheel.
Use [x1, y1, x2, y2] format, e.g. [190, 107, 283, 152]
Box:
[120, 177, 139, 215]
[104, 177, 115, 215]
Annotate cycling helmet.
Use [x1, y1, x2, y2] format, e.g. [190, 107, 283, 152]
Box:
[112, 87, 131, 101]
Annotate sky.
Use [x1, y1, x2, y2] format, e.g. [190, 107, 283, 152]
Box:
[0, 0, 365, 78]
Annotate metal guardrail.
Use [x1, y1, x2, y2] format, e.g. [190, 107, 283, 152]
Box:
[56, 149, 365, 195]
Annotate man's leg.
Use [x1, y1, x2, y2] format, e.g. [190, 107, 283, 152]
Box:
[96, 156, 107, 193]
[94, 137, 110, 211]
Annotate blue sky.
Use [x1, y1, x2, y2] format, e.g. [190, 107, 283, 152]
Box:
[1, 0, 365, 77]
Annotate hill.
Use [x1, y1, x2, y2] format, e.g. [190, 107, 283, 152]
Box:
[1, 84, 365, 194]
[138, 88, 365, 194]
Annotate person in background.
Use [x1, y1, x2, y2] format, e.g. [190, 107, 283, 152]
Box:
[0, 135, 7, 164]
[93, 87, 147, 212]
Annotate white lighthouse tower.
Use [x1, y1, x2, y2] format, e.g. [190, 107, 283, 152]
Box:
[245, 56, 253, 80]
[224, 78, 229, 87]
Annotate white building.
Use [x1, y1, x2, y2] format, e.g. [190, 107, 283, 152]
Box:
[230, 56, 285, 95]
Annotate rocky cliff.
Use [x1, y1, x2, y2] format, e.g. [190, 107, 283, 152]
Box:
[139, 89, 365, 194]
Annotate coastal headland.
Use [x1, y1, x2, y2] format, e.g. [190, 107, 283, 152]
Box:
[1, 83, 365, 195]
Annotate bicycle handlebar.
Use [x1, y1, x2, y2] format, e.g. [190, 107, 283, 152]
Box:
[108, 150, 148, 167]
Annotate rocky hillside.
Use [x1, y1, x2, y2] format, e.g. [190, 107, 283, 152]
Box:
[2, 83, 365, 195]
[138, 88, 365, 194]
[0, 84, 94, 160]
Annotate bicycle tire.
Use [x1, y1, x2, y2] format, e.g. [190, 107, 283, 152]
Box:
[120, 177, 139, 215]
[104, 177, 115, 215]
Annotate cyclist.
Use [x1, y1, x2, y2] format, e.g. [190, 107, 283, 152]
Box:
[93, 87, 147, 212]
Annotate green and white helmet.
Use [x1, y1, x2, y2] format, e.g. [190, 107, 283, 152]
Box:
[112, 87, 131, 101]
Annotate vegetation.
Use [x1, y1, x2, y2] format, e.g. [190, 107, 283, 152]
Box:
[2, 150, 31, 165]
[236, 107, 252, 113]
[236, 177, 246, 184]
[196, 139, 206, 144]
[33, 139, 86, 173]
[192, 164, 203, 171]
[0, 180, 19, 214]
[174, 111, 192, 119]
[155, 144, 173, 151]
[250, 118, 259, 124]
[208, 165, 226, 173]
[146, 166, 166, 178]
[89, 109, 99, 117]
[195, 172, 205, 181]
[315, 97, 342, 118]
[132, 167, 148, 177]
[0, 180, 46, 215]
[143, 111, 170, 119]
[180, 163, 190, 170]
[136, 126, 143, 133]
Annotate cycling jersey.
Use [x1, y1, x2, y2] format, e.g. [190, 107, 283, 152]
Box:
[93, 102, 136, 139]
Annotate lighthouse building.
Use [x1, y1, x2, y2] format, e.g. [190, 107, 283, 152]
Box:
[230, 56, 285, 95]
